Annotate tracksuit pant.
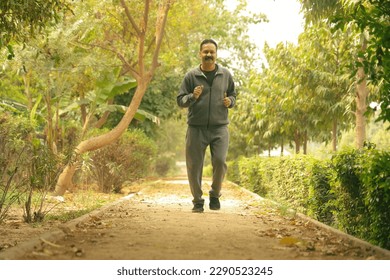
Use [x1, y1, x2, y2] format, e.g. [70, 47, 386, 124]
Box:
[185, 125, 229, 205]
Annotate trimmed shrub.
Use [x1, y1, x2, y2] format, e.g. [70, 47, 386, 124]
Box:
[155, 153, 177, 177]
[360, 148, 390, 249]
[330, 146, 390, 249]
[307, 160, 335, 225]
[330, 148, 368, 236]
[88, 129, 157, 193]
[226, 160, 241, 184]
[202, 164, 213, 177]
[237, 155, 320, 213]
[238, 156, 268, 196]
[235, 146, 390, 249]
[267, 156, 312, 212]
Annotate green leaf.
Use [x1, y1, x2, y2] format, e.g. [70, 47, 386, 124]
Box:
[30, 94, 43, 123]
[108, 77, 137, 98]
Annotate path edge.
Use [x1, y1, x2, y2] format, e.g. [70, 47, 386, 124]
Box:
[0, 193, 136, 260]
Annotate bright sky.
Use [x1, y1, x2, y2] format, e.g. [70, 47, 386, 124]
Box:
[223, 0, 305, 63]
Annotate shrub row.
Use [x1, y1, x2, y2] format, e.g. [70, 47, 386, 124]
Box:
[227, 147, 390, 249]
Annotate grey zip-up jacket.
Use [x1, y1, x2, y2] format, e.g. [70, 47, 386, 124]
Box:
[177, 64, 236, 126]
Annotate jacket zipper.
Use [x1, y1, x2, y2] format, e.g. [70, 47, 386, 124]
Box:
[201, 71, 220, 129]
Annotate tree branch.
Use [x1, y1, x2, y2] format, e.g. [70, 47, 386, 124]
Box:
[94, 99, 113, 129]
[83, 42, 140, 80]
[138, 0, 151, 76]
[149, 1, 172, 77]
[120, 0, 141, 36]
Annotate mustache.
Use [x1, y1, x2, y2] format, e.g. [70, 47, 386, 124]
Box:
[205, 56, 213, 60]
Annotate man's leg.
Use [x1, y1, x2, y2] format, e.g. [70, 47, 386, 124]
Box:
[209, 126, 229, 199]
[186, 126, 207, 205]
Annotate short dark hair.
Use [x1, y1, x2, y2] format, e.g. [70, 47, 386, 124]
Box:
[200, 39, 218, 51]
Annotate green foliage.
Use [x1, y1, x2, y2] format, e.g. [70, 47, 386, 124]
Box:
[307, 160, 335, 224]
[233, 21, 357, 156]
[0, 0, 70, 47]
[237, 156, 272, 197]
[151, 118, 187, 177]
[23, 139, 64, 223]
[238, 155, 318, 213]
[0, 112, 65, 223]
[226, 159, 241, 185]
[330, 146, 390, 248]
[45, 209, 92, 223]
[86, 129, 157, 193]
[299, 0, 390, 124]
[155, 154, 177, 177]
[269, 156, 313, 212]
[0, 113, 33, 222]
[234, 146, 390, 249]
[360, 148, 390, 249]
[202, 164, 213, 178]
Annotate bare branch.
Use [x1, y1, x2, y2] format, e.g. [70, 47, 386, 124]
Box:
[149, 1, 172, 76]
[143, 0, 151, 33]
[120, 0, 141, 36]
[83, 42, 140, 80]
[138, 0, 151, 76]
[94, 99, 114, 129]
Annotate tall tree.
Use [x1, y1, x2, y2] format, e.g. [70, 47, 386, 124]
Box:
[296, 23, 355, 151]
[54, 0, 172, 195]
[298, 0, 389, 148]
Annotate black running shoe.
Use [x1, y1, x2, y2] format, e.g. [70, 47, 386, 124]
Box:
[192, 203, 204, 213]
[209, 197, 220, 210]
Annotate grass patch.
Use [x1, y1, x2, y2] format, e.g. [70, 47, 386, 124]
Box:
[45, 209, 94, 222]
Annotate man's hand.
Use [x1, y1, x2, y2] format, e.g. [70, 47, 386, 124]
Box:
[223, 93, 231, 107]
[193, 85, 203, 100]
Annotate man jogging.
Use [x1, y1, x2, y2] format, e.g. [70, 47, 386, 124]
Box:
[177, 39, 236, 213]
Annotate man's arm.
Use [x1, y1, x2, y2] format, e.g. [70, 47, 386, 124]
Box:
[177, 74, 197, 108]
[226, 73, 236, 108]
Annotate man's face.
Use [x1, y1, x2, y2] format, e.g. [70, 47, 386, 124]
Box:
[199, 43, 217, 65]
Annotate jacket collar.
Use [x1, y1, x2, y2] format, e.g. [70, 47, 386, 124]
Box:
[194, 64, 223, 76]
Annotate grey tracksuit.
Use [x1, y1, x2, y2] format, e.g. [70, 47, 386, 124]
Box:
[177, 64, 236, 204]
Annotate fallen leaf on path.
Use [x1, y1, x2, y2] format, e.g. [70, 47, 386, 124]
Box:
[40, 238, 63, 248]
[279, 237, 301, 247]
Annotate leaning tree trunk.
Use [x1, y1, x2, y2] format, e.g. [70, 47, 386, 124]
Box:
[355, 36, 368, 149]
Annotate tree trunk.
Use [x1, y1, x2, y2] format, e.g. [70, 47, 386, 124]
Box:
[54, 80, 149, 196]
[280, 139, 284, 156]
[303, 130, 307, 155]
[332, 119, 337, 152]
[355, 36, 368, 149]
[294, 130, 301, 154]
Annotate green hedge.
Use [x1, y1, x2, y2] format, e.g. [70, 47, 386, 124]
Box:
[330, 147, 390, 249]
[232, 147, 390, 249]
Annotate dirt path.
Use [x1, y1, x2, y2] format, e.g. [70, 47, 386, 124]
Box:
[2, 178, 390, 260]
